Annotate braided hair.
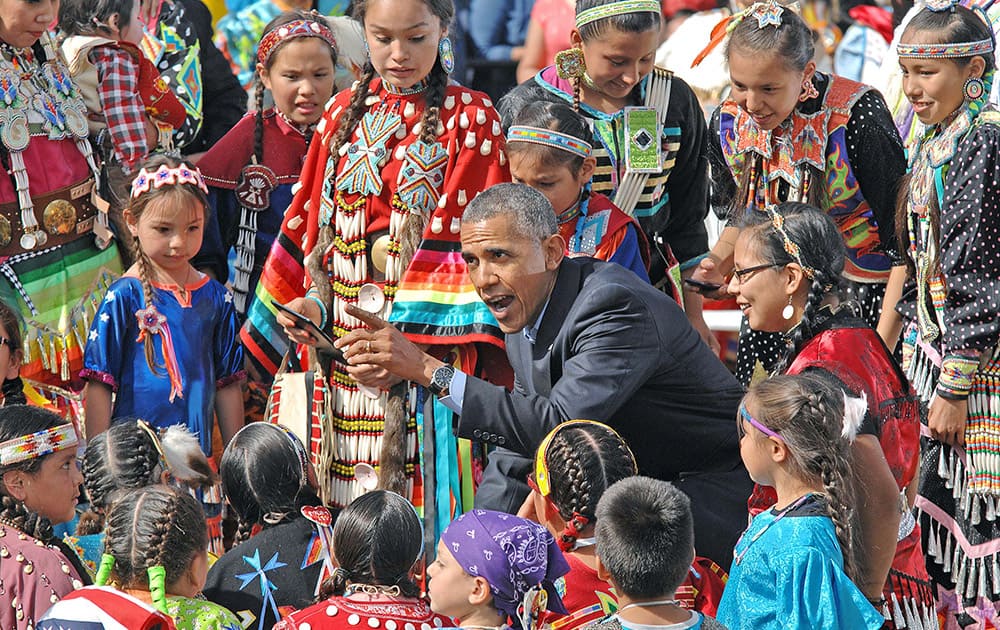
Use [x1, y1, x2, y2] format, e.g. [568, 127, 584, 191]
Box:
[739, 202, 845, 373]
[540, 421, 637, 552]
[0, 406, 73, 542]
[78, 419, 163, 535]
[252, 11, 339, 168]
[102, 485, 206, 611]
[0, 300, 26, 406]
[127, 154, 209, 374]
[318, 490, 422, 599]
[220, 422, 322, 547]
[744, 373, 859, 581]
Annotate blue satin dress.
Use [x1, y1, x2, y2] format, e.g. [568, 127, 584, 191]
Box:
[82, 275, 244, 456]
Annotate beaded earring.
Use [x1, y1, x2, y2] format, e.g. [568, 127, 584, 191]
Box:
[799, 78, 819, 102]
[438, 37, 455, 75]
[965, 76, 986, 102]
[555, 47, 586, 80]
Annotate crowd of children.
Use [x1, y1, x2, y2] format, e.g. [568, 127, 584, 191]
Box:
[0, 0, 999, 627]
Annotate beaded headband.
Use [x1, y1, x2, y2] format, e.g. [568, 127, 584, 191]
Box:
[691, 1, 790, 67]
[739, 405, 782, 440]
[0, 424, 78, 467]
[896, 38, 995, 58]
[575, 0, 662, 30]
[767, 206, 815, 279]
[131, 164, 209, 199]
[533, 420, 637, 497]
[257, 18, 337, 66]
[507, 126, 592, 159]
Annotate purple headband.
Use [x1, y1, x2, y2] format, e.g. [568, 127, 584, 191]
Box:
[440, 510, 569, 625]
[740, 405, 782, 440]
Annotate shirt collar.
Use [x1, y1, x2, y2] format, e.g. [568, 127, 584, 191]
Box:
[523, 298, 551, 345]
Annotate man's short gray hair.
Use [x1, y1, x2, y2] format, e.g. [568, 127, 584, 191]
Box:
[463, 183, 558, 241]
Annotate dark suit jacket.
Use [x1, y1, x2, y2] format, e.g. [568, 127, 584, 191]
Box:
[458, 258, 750, 565]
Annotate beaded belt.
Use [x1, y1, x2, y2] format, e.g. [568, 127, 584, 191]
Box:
[0, 178, 98, 257]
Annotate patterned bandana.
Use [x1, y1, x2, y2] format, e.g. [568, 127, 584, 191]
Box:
[440, 510, 570, 624]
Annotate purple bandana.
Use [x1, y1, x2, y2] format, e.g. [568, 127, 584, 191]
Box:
[440, 510, 570, 624]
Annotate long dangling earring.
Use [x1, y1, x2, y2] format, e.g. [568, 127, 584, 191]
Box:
[782, 295, 795, 320]
[555, 47, 586, 80]
[438, 37, 455, 75]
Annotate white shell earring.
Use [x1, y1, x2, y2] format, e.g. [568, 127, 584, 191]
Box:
[782, 296, 795, 320]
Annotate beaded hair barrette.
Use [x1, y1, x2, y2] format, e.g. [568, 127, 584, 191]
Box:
[0, 424, 78, 467]
[131, 164, 209, 198]
[768, 206, 816, 279]
[507, 126, 592, 159]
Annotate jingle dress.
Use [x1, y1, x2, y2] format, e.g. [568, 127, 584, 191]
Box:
[274, 593, 454, 630]
[203, 505, 339, 630]
[499, 66, 709, 297]
[0, 521, 87, 630]
[708, 72, 906, 386]
[900, 104, 1000, 628]
[0, 33, 121, 406]
[716, 494, 884, 630]
[242, 78, 510, 526]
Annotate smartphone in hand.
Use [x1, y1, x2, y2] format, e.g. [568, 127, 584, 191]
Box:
[271, 300, 346, 364]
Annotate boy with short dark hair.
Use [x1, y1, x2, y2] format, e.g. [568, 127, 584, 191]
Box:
[593, 476, 727, 630]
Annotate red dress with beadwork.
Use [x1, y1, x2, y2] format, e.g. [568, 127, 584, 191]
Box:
[242, 78, 511, 522]
[274, 594, 454, 630]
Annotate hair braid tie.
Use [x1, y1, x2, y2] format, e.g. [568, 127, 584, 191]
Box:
[558, 512, 590, 552]
[96, 553, 116, 586]
[147, 565, 168, 613]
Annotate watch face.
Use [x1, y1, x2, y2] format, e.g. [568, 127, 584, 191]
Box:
[432, 366, 454, 392]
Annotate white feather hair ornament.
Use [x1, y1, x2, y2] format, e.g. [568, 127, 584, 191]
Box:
[159, 424, 219, 489]
[841, 391, 868, 443]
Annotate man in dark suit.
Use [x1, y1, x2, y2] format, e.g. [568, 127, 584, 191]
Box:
[339, 183, 750, 565]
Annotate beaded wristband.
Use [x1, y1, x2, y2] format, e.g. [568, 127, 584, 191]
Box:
[937, 352, 980, 398]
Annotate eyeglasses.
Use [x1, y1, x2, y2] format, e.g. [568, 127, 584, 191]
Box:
[731, 263, 782, 285]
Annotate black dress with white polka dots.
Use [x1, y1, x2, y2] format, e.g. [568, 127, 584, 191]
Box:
[901, 111, 1000, 623]
[708, 74, 906, 385]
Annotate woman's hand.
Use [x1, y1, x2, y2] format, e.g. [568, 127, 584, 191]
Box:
[928, 395, 968, 447]
[689, 257, 730, 300]
[276, 297, 321, 347]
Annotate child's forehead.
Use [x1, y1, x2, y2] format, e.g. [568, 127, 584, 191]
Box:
[139, 194, 205, 223]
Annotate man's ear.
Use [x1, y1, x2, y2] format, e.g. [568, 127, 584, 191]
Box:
[542, 233, 566, 271]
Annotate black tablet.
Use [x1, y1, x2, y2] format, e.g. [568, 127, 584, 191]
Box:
[271, 300, 346, 364]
